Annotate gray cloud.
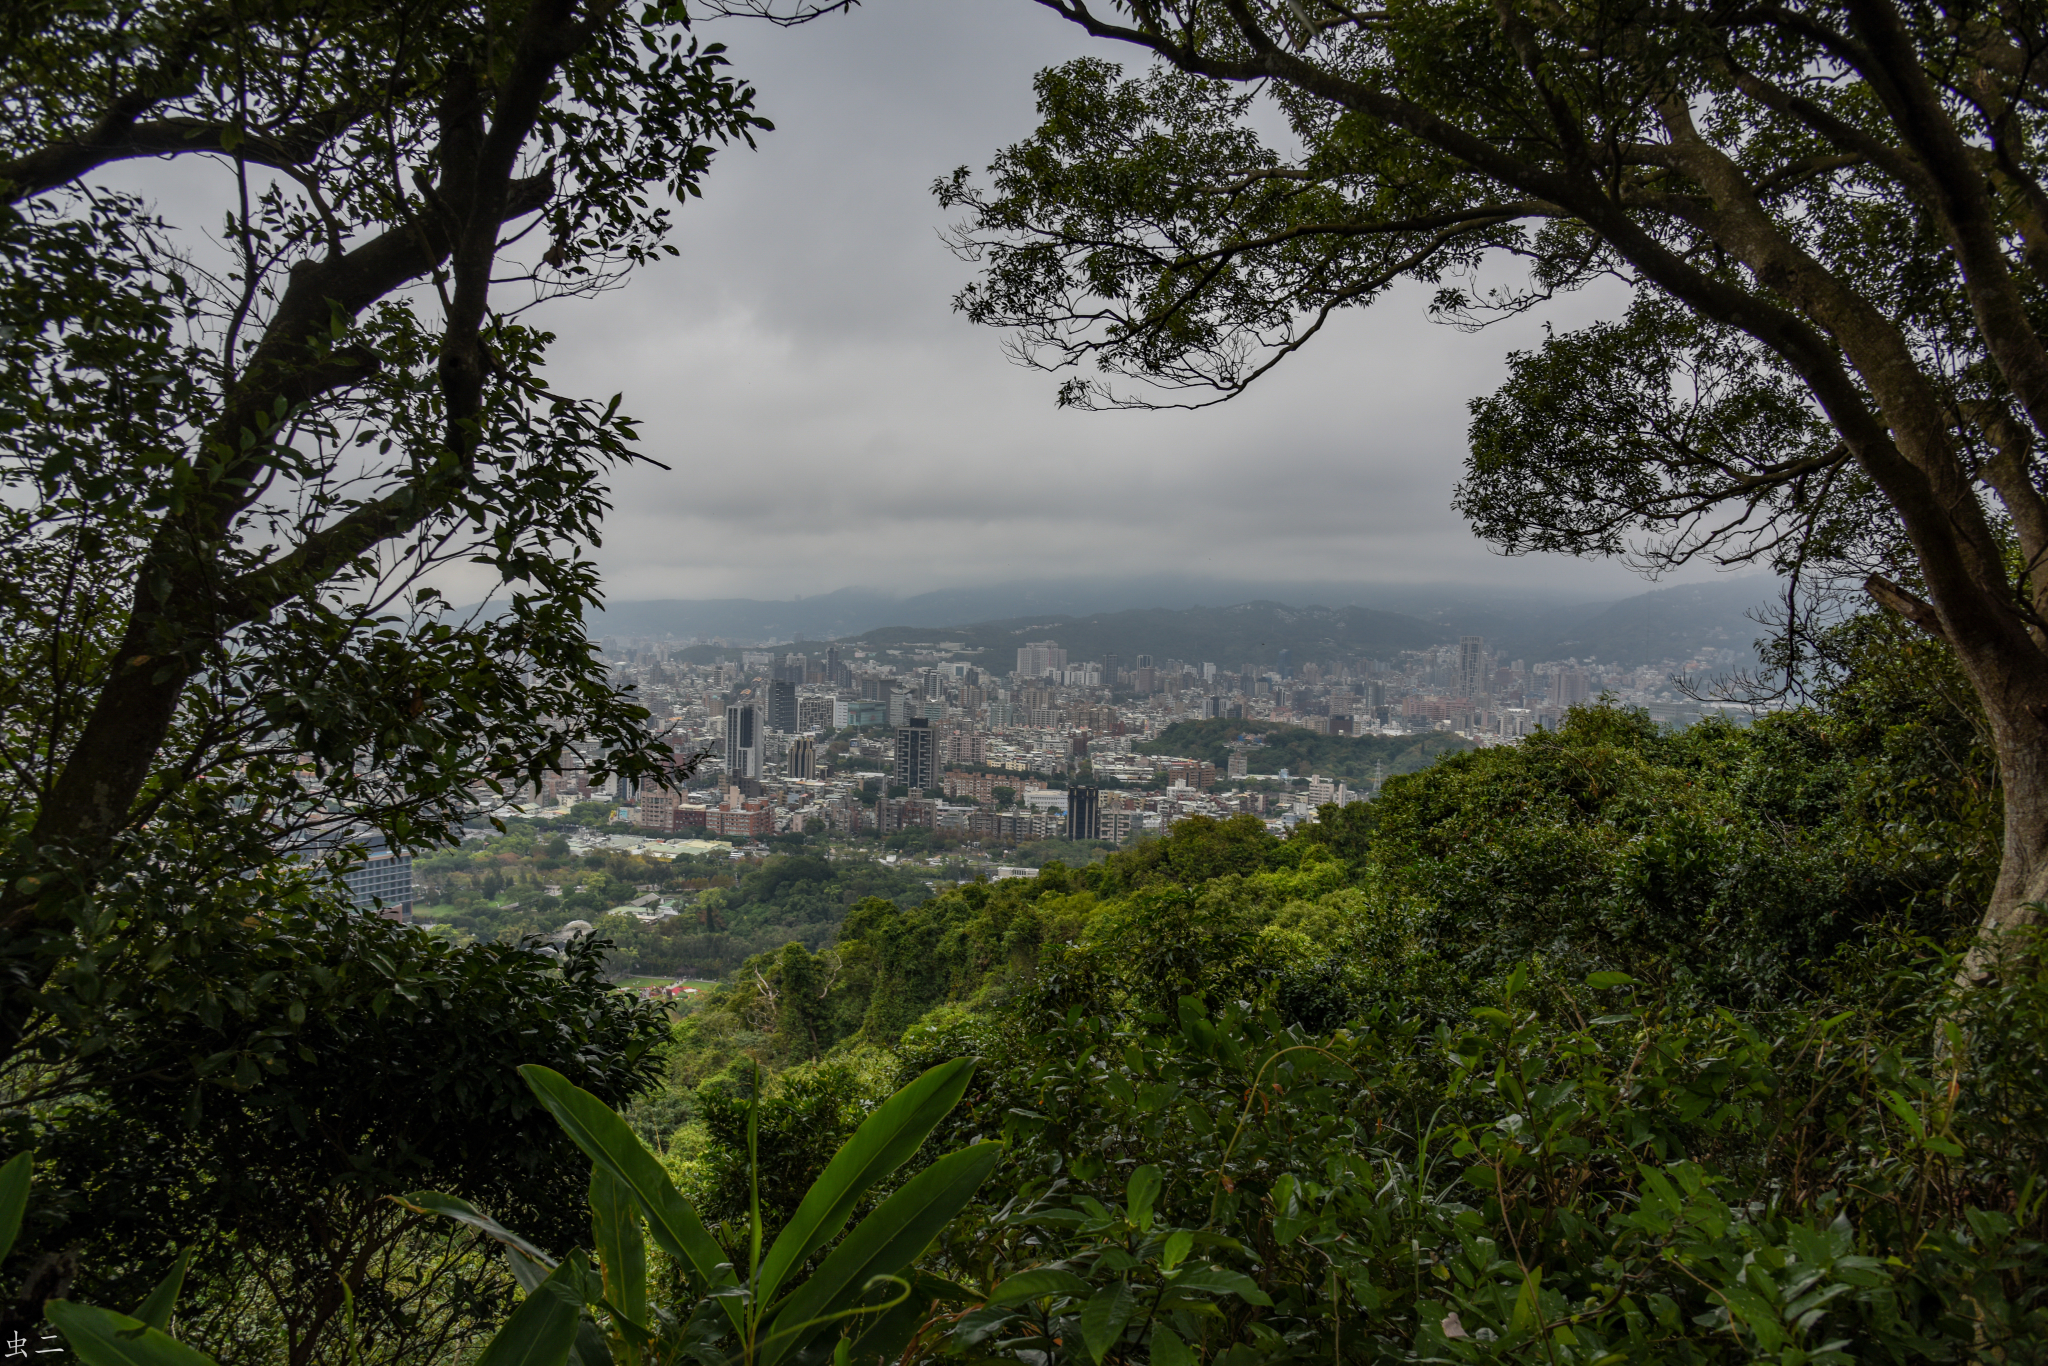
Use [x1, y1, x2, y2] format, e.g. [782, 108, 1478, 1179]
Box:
[88, 0, 1759, 609]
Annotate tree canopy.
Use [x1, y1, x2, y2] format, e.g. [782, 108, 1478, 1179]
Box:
[0, 0, 756, 1055]
[942, 0, 2048, 968]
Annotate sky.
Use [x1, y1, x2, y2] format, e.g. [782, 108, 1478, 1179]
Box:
[102, 0, 1763, 610]
[529, 0, 1735, 607]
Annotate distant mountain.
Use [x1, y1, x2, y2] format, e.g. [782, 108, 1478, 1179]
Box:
[1492, 579, 1782, 665]
[594, 575, 1781, 669]
[590, 578, 1603, 645]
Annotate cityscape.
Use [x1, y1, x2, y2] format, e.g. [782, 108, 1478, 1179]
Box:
[375, 628, 1758, 901]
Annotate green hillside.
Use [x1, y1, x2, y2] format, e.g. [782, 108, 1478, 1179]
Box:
[1136, 718, 1471, 783]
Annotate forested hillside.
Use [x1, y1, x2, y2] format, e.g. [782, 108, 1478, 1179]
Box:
[564, 613, 2046, 1364]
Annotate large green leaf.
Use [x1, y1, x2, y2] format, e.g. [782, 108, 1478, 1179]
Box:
[45, 1301, 218, 1366]
[590, 1163, 649, 1336]
[519, 1066, 732, 1312]
[754, 1057, 978, 1312]
[758, 1141, 1002, 1366]
[0, 1150, 31, 1265]
[1079, 1283, 1135, 1364]
[400, 1190, 557, 1268]
[474, 1251, 587, 1366]
[131, 1249, 192, 1331]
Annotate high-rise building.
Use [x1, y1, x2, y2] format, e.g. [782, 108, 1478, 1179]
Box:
[1227, 750, 1248, 780]
[723, 702, 761, 781]
[893, 716, 936, 793]
[1458, 636, 1487, 703]
[1556, 668, 1591, 707]
[797, 695, 836, 733]
[1065, 785, 1100, 841]
[787, 735, 818, 781]
[1015, 640, 1067, 677]
[1277, 648, 1293, 680]
[886, 688, 912, 727]
[766, 678, 798, 732]
[341, 830, 413, 923]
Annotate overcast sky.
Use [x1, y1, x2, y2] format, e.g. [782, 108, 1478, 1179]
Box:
[515, 0, 1741, 606]
[107, 0, 1759, 608]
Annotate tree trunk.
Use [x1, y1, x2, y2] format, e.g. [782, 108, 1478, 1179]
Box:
[1963, 651, 2048, 981]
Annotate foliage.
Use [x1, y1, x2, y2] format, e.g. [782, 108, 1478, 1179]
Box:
[32, 916, 666, 1364]
[48, 1058, 1002, 1366]
[905, 945, 2048, 1365]
[1369, 706, 1951, 1004]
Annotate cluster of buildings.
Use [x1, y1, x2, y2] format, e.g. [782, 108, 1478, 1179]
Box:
[493, 629, 1740, 849]
[327, 628, 1749, 927]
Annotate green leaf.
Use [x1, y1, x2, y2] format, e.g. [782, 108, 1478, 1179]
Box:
[0, 1150, 32, 1264]
[1509, 1268, 1543, 1338]
[474, 1252, 588, 1366]
[755, 1058, 978, 1312]
[1160, 1230, 1194, 1270]
[1078, 1283, 1134, 1364]
[1125, 1165, 1162, 1232]
[1585, 971, 1639, 990]
[1151, 1324, 1195, 1366]
[759, 1142, 1003, 1366]
[985, 1268, 1092, 1306]
[1164, 1265, 1272, 1305]
[46, 1301, 218, 1366]
[132, 1249, 193, 1331]
[589, 1165, 648, 1334]
[400, 1190, 556, 1268]
[519, 1066, 731, 1311]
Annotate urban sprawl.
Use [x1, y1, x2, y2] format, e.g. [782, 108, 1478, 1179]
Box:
[524, 635, 1745, 840]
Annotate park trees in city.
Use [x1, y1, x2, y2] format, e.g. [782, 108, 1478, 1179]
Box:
[940, 0, 2048, 973]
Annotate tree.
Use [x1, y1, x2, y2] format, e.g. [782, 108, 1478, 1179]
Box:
[36, 922, 666, 1365]
[0, 1, 757, 1058]
[939, 0, 2048, 974]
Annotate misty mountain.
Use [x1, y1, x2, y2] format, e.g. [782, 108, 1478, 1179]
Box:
[590, 578, 1606, 644]
[596, 576, 1782, 670]
[1491, 579, 1783, 665]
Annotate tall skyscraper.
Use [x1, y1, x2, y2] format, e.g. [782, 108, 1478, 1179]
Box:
[1277, 648, 1293, 680]
[766, 678, 798, 732]
[723, 702, 761, 781]
[893, 716, 936, 793]
[1459, 636, 1487, 703]
[1065, 785, 1100, 841]
[787, 735, 817, 781]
